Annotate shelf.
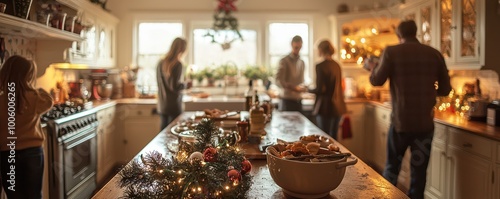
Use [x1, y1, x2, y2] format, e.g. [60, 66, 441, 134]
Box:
[57, 0, 119, 24]
[0, 13, 83, 41]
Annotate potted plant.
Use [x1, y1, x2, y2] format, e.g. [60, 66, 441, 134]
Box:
[201, 67, 215, 87]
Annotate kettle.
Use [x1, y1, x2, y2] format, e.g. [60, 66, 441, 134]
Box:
[467, 79, 489, 122]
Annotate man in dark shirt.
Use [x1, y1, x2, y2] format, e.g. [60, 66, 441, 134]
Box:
[370, 20, 452, 199]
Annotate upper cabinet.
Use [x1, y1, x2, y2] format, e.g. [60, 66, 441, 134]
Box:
[437, 0, 483, 70]
[329, 10, 401, 69]
[330, 0, 495, 72]
[400, 0, 436, 47]
[57, 0, 119, 68]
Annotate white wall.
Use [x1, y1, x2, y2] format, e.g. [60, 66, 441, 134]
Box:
[107, 0, 382, 69]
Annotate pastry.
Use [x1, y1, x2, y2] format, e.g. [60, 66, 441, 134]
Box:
[305, 142, 321, 155]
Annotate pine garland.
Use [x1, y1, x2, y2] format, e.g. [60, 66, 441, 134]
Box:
[118, 118, 253, 199]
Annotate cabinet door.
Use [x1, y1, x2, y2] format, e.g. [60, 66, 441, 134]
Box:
[419, 1, 434, 46]
[455, 0, 481, 63]
[425, 141, 448, 199]
[448, 146, 492, 199]
[339, 104, 365, 159]
[373, 122, 389, 172]
[122, 117, 161, 161]
[439, 0, 454, 60]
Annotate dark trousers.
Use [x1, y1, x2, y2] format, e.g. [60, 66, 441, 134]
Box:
[279, 99, 302, 112]
[316, 115, 340, 140]
[160, 113, 180, 130]
[1, 146, 44, 199]
[383, 125, 434, 199]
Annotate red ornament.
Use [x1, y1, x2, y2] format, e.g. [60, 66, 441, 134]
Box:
[217, 0, 237, 13]
[241, 159, 252, 175]
[227, 169, 241, 182]
[203, 147, 218, 162]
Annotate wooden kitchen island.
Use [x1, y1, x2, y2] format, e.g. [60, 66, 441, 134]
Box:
[92, 111, 408, 199]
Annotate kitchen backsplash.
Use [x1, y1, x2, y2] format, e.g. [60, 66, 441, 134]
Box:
[343, 68, 500, 100]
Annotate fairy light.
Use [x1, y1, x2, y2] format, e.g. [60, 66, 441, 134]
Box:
[350, 40, 356, 45]
[357, 57, 364, 65]
[236, 148, 240, 152]
[178, 170, 182, 174]
[345, 38, 351, 43]
[197, 187, 202, 192]
[371, 28, 378, 34]
[346, 54, 352, 59]
[341, 54, 347, 59]
[225, 186, 230, 190]
[159, 169, 164, 174]
[351, 48, 356, 53]
[361, 38, 366, 43]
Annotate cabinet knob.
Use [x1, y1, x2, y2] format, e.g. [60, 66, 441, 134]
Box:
[462, 143, 473, 148]
[450, 26, 457, 30]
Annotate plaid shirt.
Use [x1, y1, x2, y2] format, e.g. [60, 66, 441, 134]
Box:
[370, 38, 452, 133]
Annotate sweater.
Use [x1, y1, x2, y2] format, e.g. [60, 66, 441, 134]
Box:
[0, 89, 53, 151]
[275, 53, 305, 100]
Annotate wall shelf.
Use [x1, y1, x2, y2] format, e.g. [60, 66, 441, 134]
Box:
[0, 13, 83, 41]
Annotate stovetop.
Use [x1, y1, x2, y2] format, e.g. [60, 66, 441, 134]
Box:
[41, 103, 85, 122]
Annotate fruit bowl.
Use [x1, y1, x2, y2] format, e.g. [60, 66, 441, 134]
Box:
[266, 147, 357, 198]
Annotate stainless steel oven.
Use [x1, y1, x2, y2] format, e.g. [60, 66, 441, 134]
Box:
[45, 111, 98, 199]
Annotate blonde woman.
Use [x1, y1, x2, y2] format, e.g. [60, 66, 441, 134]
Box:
[157, 38, 187, 129]
[309, 40, 346, 139]
[0, 55, 53, 199]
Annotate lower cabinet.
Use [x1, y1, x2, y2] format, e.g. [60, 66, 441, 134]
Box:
[96, 105, 118, 186]
[116, 104, 160, 163]
[447, 146, 492, 199]
[425, 123, 496, 199]
[425, 124, 448, 199]
[495, 163, 500, 199]
[338, 103, 366, 159]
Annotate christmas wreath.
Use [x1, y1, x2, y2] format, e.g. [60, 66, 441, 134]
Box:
[118, 118, 253, 198]
[204, 0, 244, 50]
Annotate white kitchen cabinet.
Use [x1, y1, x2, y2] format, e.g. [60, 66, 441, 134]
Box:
[57, 0, 119, 68]
[329, 11, 400, 68]
[447, 147, 492, 199]
[116, 104, 161, 163]
[338, 103, 366, 159]
[96, 105, 118, 186]
[446, 127, 494, 199]
[425, 124, 496, 199]
[425, 123, 448, 199]
[437, 0, 484, 69]
[400, 0, 436, 46]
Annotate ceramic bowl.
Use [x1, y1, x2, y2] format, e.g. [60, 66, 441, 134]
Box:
[266, 147, 357, 198]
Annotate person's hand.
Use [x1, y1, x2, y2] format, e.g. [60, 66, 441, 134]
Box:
[293, 85, 307, 92]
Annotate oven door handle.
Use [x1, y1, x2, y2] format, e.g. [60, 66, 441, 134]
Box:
[64, 131, 96, 150]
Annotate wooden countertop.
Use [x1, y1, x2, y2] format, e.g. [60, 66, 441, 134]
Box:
[368, 101, 500, 142]
[92, 111, 409, 199]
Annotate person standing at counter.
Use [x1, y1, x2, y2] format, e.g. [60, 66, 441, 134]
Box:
[0, 55, 53, 199]
[309, 40, 346, 139]
[275, 35, 305, 112]
[369, 20, 452, 199]
[157, 38, 187, 129]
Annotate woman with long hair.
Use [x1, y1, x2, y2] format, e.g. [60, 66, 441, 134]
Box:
[157, 38, 187, 129]
[309, 40, 347, 139]
[0, 55, 53, 199]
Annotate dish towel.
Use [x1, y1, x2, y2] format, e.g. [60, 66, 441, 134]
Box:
[341, 115, 353, 139]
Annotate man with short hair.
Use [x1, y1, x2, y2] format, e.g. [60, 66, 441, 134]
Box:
[276, 35, 305, 112]
[369, 20, 452, 199]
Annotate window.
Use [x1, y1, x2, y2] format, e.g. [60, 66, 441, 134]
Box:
[135, 22, 183, 94]
[192, 29, 257, 68]
[268, 23, 310, 83]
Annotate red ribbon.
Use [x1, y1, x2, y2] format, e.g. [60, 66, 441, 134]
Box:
[217, 0, 237, 13]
